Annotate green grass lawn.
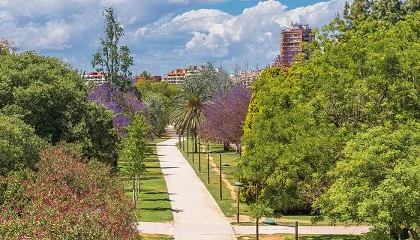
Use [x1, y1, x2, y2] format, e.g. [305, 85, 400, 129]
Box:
[120, 137, 173, 222]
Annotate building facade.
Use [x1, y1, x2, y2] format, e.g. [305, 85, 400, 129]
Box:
[162, 66, 203, 85]
[279, 23, 313, 67]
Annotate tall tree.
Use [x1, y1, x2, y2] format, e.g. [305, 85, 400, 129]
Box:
[170, 76, 208, 148]
[199, 84, 252, 150]
[92, 7, 134, 90]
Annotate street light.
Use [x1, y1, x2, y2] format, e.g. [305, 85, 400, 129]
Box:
[220, 151, 229, 200]
[234, 181, 244, 223]
[197, 141, 201, 172]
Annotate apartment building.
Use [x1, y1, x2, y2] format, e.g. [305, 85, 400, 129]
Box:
[279, 23, 313, 67]
[162, 66, 203, 85]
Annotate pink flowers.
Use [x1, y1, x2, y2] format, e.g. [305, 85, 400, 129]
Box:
[0, 143, 139, 239]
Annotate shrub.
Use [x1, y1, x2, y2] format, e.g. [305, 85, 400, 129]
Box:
[0, 143, 140, 239]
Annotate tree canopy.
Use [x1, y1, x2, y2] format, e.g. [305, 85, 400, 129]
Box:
[92, 7, 133, 90]
[238, 4, 419, 232]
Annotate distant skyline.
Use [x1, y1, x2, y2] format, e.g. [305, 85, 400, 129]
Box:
[0, 0, 351, 76]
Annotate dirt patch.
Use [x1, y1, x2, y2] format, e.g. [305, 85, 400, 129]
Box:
[201, 146, 237, 199]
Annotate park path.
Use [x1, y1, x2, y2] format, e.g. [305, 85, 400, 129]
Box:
[138, 129, 236, 240]
[137, 129, 370, 238]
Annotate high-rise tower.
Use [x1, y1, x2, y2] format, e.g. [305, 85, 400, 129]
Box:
[279, 23, 313, 67]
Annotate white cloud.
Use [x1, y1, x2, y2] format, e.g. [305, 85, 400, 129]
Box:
[0, 0, 348, 75]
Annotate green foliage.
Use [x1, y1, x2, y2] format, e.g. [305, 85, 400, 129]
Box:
[315, 122, 420, 236]
[143, 93, 167, 136]
[239, 7, 419, 220]
[92, 7, 134, 90]
[75, 103, 120, 165]
[0, 143, 139, 239]
[119, 114, 150, 177]
[0, 51, 120, 166]
[0, 114, 45, 176]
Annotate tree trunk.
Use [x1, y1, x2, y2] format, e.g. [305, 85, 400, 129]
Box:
[410, 229, 419, 240]
[194, 132, 198, 153]
[132, 176, 136, 207]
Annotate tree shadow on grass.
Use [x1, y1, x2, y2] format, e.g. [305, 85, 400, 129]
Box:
[141, 175, 161, 180]
[143, 198, 170, 202]
[141, 207, 174, 212]
[142, 191, 168, 195]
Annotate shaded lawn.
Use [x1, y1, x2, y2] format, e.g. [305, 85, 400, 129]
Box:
[120, 137, 173, 222]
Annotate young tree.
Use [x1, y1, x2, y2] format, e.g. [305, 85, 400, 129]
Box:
[119, 114, 150, 206]
[92, 7, 134, 90]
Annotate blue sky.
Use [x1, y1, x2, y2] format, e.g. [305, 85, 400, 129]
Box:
[0, 0, 351, 76]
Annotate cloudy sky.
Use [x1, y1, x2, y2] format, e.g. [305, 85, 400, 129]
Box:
[0, 0, 350, 76]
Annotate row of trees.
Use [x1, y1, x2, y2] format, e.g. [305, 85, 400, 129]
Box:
[238, 0, 419, 238]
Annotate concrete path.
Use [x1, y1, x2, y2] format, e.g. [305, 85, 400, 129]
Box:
[137, 136, 236, 240]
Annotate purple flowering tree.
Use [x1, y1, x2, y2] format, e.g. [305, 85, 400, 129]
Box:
[87, 84, 147, 136]
[198, 84, 252, 150]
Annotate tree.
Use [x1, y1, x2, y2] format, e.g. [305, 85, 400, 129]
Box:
[0, 114, 45, 176]
[0, 38, 18, 55]
[0, 51, 120, 166]
[143, 93, 167, 136]
[119, 114, 150, 206]
[403, 0, 420, 15]
[87, 83, 147, 136]
[371, 0, 403, 23]
[314, 122, 420, 239]
[92, 7, 134, 90]
[170, 75, 209, 151]
[199, 84, 252, 150]
[237, 10, 419, 215]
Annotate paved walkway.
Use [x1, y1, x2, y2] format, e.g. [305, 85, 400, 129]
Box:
[138, 136, 236, 240]
[136, 133, 370, 238]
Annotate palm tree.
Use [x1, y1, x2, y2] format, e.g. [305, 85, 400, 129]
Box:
[170, 77, 209, 152]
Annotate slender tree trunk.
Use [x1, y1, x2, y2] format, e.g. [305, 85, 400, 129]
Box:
[410, 229, 419, 240]
[132, 176, 136, 207]
[194, 132, 198, 153]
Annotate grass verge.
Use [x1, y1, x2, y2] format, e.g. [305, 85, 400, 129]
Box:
[120, 137, 173, 222]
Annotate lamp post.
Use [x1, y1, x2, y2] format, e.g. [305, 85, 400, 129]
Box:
[234, 181, 244, 223]
[197, 141, 201, 172]
[206, 148, 210, 184]
[219, 152, 229, 200]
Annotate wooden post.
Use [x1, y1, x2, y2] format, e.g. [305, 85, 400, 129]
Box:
[219, 152, 222, 200]
[295, 221, 298, 240]
[207, 150, 210, 184]
[198, 144, 201, 172]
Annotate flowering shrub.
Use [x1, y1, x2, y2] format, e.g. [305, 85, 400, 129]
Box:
[0, 143, 140, 239]
[88, 83, 147, 136]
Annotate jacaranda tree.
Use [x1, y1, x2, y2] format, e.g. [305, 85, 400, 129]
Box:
[199, 84, 252, 150]
[87, 83, 147, 136]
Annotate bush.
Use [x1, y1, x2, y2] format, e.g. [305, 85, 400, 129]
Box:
[0, 143, 140, 239]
